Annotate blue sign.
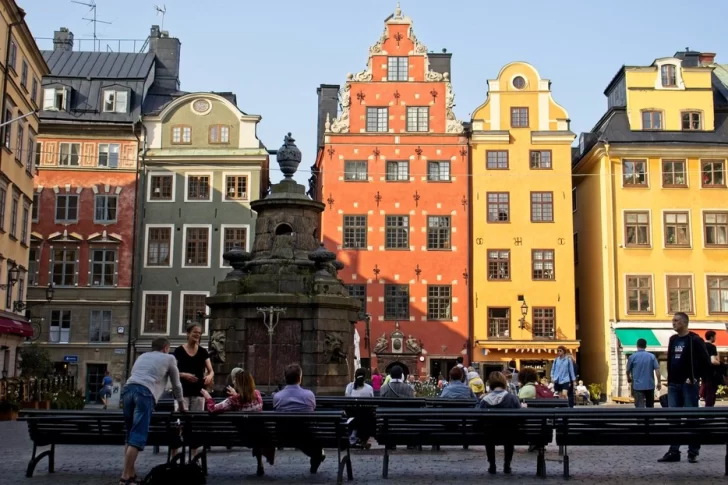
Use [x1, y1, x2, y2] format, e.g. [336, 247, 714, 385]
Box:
[63, 355, 78, 363]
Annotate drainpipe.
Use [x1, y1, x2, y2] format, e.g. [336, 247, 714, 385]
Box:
[0, 20, 22, 175]
[466, 140, 473, 366]
[125, 118, 147, 380]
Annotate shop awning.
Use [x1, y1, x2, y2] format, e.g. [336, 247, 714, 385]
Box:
[615, 322, 728, 351]
[0, 317, 32, 337]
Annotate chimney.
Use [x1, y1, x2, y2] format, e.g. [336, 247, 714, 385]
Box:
[316, 84, 340, 148]
[148, 25, 181, 91]
[699, 52, 716, 66]
[428, 49, 452, 80]
[53, 27, 74, 52]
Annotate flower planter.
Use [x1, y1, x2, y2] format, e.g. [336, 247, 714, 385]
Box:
[38, 401, 51, 410]
[0, 410, 18, 421]
[21, 401, 39, 409]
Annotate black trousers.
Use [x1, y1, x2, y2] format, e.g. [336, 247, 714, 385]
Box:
[486, 444, 514, 465]
[633, 389, 655, 408]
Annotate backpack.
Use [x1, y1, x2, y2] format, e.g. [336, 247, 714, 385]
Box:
[535, 384, 554, 399]
[142, 461, 205, 485]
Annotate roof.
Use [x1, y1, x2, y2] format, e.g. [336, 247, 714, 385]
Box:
[42, 50, 155, 79]
[711, 64, 728, 106]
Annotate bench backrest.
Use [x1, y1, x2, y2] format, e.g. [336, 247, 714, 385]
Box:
[522, 398, 569, 408]
[425, 398, 478, 408]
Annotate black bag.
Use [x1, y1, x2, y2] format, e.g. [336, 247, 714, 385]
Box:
[142, 461, 205, 485]
[659, 394, 668, 408]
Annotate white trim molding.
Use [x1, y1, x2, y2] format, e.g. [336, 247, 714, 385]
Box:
[183, 172, 214, 203]
[140, 290, 172, 336]
[146, 171, 176, 203]
[178, 290, 211, 335]
[181, 223, 213, 269]
[143, 224, 175, 269]
[219, 223, 252, 268]
[221, 171, 252, 204]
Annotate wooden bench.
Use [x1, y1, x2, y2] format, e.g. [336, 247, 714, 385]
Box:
[180, 411, 354, 484]
[19, 410, 179, 477]
[611, 396, 634, 404]
[375, 408, 554, 478]
[554, 407, 728, 478]
[522, 398, 569, 409]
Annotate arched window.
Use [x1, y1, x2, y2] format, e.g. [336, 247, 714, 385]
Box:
[661, 65, 676, 87]
[275, 223, 293, 236]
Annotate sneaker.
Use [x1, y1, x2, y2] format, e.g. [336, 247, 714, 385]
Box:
[310, 451, 326, 474]
[657, 452, 680, 463]
[688, 454, 698, 464]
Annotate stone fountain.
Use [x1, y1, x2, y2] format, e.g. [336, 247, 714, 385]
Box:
[206, 133, 361, 395]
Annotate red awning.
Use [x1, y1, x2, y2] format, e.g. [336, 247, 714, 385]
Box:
[0, 317, 32, 337]
[691, 328, 728, 348]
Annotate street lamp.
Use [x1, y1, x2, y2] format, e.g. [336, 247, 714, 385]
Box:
[0, 262, 19, 290]
[518, 299, 529, 330]
[13, 282, 54, 312]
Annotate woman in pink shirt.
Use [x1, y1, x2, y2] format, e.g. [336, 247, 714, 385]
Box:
[371, 368, 383, 396]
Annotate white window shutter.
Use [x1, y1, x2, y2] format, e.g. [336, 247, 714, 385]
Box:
[115, 91, 128, 113]
[43, 89, 55, 110]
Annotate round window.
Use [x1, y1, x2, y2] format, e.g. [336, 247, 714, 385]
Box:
[192, 99, 211, 114]
[513, 76, 526, 89]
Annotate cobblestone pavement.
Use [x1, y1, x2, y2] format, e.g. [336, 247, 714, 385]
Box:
[1, 420, 726, 484]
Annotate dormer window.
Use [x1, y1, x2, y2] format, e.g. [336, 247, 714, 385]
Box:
[209, 125, 230, 144]
[661, 65, 677, 87]
[681, 111, 702, 131]
[642, 110, 663, 130]
[43, 87, 69, 111]
[103, 89, 128, 113]
[172, 125, 192, 144]
[387, 57, 408, 81]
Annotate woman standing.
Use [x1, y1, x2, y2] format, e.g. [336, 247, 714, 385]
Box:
[476, 372, 521, 474]
[371, 368, 383, 396]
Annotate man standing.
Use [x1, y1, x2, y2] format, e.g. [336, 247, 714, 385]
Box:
[550, 346, 577, 407]
[658, 312, 711, 464]
[627, 338, 662, 408]
[273, 364, 326, 473]
[703, 330, 723, 408]
[120, 338, 186, 484]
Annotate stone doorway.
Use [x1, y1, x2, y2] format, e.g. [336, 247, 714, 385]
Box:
[246, 319, 301, 391]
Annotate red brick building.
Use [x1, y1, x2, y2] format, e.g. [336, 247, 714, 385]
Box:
[312, 5, 470, 378]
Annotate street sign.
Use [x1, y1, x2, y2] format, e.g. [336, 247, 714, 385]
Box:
[63, 355, 78, 363]
[114, 348, 126, 355]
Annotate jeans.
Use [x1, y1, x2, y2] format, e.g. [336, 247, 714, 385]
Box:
[122, 384, 155, 451]
[667, 382, 700, 456]
[703, 381, 717, 408]
[633, 389, 655, 408]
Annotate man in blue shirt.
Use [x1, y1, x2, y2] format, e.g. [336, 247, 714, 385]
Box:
[626, 338, 662, 408]
[550, 346, 576, 407]
[440, 366, 476, 399]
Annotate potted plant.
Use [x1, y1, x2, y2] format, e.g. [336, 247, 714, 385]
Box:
[39, 391, 52, 410]
[0, 387, 21, 421]
[588, 383, 602, 405]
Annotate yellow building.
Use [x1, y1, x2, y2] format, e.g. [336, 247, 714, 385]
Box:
[573, 50, 728, 398]
[470, 62, 578, 376]
[0, 0, 49, 377]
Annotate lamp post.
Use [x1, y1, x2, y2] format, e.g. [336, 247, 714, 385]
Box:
[0, 262, 19, 290]
[13, 282, 54, 313]
[518, 299, 529, 330]
[256, 306, 286, 392]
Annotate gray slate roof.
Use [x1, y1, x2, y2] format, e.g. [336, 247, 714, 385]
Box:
[43, 50, 155, 79]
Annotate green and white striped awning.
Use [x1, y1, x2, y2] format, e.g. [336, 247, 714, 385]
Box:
[614, 322, 728, 352]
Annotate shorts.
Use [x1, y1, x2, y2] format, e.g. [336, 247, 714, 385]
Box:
[101, 386, 112, 398]
[121, 384, 154, 451]
[554, 382, 571, 393]
[174, 396, 205, 412]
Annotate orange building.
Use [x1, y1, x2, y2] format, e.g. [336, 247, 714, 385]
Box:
[312, 5, 470, 378]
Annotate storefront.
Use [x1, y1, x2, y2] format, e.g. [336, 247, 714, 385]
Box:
[474, 340, 581, 379]
[0, 317, 33, 378]
[612, 322, 728, 397]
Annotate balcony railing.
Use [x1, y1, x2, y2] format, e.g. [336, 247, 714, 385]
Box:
[33, 37, 149, 53]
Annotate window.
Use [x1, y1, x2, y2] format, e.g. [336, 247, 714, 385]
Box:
[427, 161, 450, 181]
[3, 102, 13, 149]
[387, 56, 408, 81]
[225, 175, 248, 200]
[147, 227, 171, 266]
[31, 77, 38, 105]
[52, 249, 77, 286]
[701, 160, 725, 187]
[49, 310, 71, 343]
[343, 215, 367, 249]
[187, 175, 211, 200]
[406, 107, 429, 132]
[184, 227, 209, 266]
[667, 275, 693, 313]
[704, 212, 728, 247]
[15, 123, 23, 162]
[222, 227, 247, 265]
[21, 202, 29, 244]
[18, 278, 25, 311]
[530, 150, 552, 169]
[386, 161, 409, 181]
[54, 194, 78, 222]
[661, 64, 676, 87]
[664, 211, 690, 247]
[572, 187, 577, 212]
[0, 184, 5, 231]
[427, 216, 451, 250]
[26, 132, 35, 174]
[94, 195, 118, 223]
[9, 193, 18, 238]
[487, 250, 510, 280]
[530, 192, 554, 222]
[624, 211, 650, 247]
[346, 284, 366, 313]
[487, 192, 509, 223]
[91, 249, 116, 286]
[627, 276, 652, 314]
[59, 143, 81, 166]
[182, 294, 207, 329]
[488, 308, 510, 338]
[662, 160, 686, 187]
[102, 89, 128, 113]
[98, 144, 120, 168]
[344, 161, 367, 181]
[385, 215, 409, 249]
[28, 247, 38, 286]
[8, 39, 16, 71]
[172, 125, 192, 144]
[34, 141, 42, 167]
[209, 125, 230, 144]
[43, 87, 68, 111]
[623, 160, 648, 186]
[144, 294, 169, 334]
[384, 284, 409, 319]
[20, 60, 28, 88]
[532, 249, 555, 280]
[89, 310, 112, 343]
[486, 150, 508, 170]
[510, 107, 529, 128]
[513, 76, 526, 89]
[708, 276, 728, 314]
[427, 285, 451, 320]
[532, 308, 555, 338]
[573, 233, 579, 264]
[642, 110, 662, 130]
[681, 111, 701, 131]
[366, 107, 388, 132]
[150, 175, 173, 200]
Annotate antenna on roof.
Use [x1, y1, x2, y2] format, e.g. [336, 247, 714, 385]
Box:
[72, 0, 112, 52]
[154, 5, 167, 31]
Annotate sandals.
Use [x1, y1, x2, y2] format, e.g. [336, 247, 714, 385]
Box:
[119, 476, 142, 485]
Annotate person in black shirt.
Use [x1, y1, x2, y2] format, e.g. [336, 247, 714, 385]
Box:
[703, 330, 723, 407]
[658, 312, 711, 464]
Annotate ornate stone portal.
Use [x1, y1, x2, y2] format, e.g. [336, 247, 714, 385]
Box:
[206, 134, 361, 395]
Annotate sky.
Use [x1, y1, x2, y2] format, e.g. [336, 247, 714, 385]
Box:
[24, 0, 728, 185]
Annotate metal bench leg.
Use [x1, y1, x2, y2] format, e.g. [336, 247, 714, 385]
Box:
[153, 445, 160, 455]
[382, 445, 389, 479]
[49, 444, 55, 473]
[26, 444, 55, 478]
[558, 444, 564, 456]
[538, 447, 546, 478]
[563, 446, 569, 480]
[346, 448, 353, 481]
[724, 443, 727, 476]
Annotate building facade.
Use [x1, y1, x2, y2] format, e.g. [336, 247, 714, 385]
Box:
[29, 26, 178, 402]
[0, 0, 48, 378]
[573, 50, 728, 396]
[135, 92, 268, 355]
[311, 5, 470, 378]
[469, 62, 578, 377]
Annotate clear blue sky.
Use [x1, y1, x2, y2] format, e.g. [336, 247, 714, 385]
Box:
[25, 0, 728, 184]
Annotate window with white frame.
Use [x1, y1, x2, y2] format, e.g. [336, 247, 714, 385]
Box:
[224, 175, 248, 200]
[184, 226, 210, 266]
[26, 132, 35, 174]
[181, 293, 207, 331]
[89, 310, 112, 342]
[98, 144, 120, 168]
[222, 227, 248, 266]
[43, 87, 68, 111]
[187, 175, 211, 200]
[172, 125, 192, 144]
[59, 143, 81, 166]
[150, 174, 173, 200]
[21, 201, 29, 244]
[49, 310, 71, 343]
[143, 293, 169, 334]
[406, 107, 429, 132]
[146, 226, 172, 266]
[102, 89, 128, 113]
[94, 194, 118, 223]
[15, 122, 23, 162]
[9, 192, 18, 238]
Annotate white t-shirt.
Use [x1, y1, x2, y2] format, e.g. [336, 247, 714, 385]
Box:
[345, 382, 374, 397]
